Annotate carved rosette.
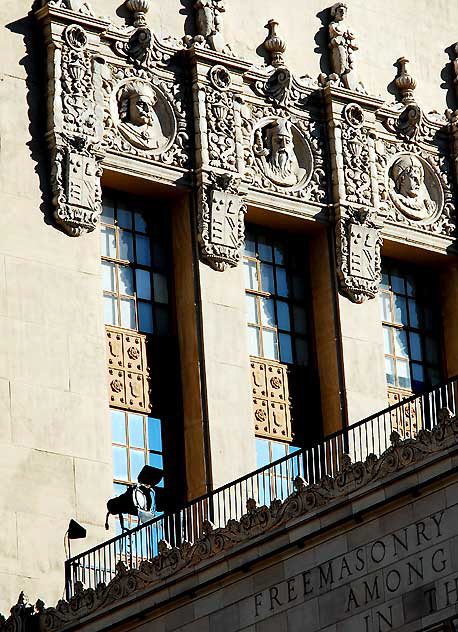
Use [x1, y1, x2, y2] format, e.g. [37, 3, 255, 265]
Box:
[197, 175, 247, 271]
[336, 208, 382, 303]
[106, 327, 151, 412]
[38, 15, 107, 236]
[251, 357, 292, 441]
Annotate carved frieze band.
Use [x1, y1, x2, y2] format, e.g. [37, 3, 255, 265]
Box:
[106, 326, 151, 413]
[251, 357, 292, 441]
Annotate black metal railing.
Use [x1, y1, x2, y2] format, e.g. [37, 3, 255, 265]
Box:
[65, 376, 458, 599]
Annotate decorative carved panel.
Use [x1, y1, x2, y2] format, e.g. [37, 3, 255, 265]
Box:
[250, 357, 291, 441]
[106, 326, 150, 413]
[388, 387, 423, 439]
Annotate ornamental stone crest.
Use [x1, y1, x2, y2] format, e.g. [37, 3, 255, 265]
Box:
[336, 208, 382, 303]
[253, 117, 312, 189]
[197, 174, 247, 271]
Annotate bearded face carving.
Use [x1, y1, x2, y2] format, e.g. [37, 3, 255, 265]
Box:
[254, 118, 308, 188]
[389, 154, 440, 221]
[117, 81, 168, 151]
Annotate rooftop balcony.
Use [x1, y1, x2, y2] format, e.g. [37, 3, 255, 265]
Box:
[65, 377, 458, 600]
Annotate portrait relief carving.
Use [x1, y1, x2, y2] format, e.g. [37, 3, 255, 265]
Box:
[388, 154, 442, 223]
[253, 118, 312, 189]
[114, 80, 173, 152]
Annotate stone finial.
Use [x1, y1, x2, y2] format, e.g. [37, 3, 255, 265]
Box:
[395, 57, 417, 105]
[125, 0, 149, 27]
[264, 20, 286, 68]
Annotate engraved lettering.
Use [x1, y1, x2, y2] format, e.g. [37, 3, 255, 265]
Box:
[339, 556, 353, 580]
[254, 592, 263, 617]
[364, 576, 381, 604]
[392, 529, 409, 556]
[319, 562, 334, 589]
[431, 511, 445, 538]
[302, 571, 314, 596]
[444, 579, 458, 607]
[269, 586, 282, 610]
[407, 557, 424, 584]
[371, 541, 386, 563]
[416, 521, 431, 546]
[424, 587, 437, 613]
[385, 569, 401, 593]
[287, 578, 297, 603]
[431, 548, 447, 573]
[346, 587, 360, 612]
[355, 547, 365, 571]
[377, 606, 393, 631]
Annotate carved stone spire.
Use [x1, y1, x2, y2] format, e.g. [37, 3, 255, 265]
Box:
[395, 57, 417, 105]
[264, 19, 286, 68]
[125, 0, 149, 27]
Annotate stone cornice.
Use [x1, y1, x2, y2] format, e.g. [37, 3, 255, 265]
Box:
[2, 410, 457, 632]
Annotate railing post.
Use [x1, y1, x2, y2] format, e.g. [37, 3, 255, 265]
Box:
[65, 559, 72, 601]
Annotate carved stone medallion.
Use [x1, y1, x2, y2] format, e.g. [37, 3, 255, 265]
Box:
[388, 153, 443, 223]
[111, 79, 176, 153]
[252, 117, 313, 190]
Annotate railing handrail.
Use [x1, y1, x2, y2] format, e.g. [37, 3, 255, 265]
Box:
[66, 376, 458, 566]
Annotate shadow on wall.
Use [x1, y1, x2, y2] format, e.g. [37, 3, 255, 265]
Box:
[441, 44, 458, 113]
[314, 8, 332, 77]
[5, 3, 54, 228]
[179, 0, 194, 39]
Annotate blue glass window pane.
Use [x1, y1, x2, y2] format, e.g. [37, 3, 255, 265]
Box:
[136, 269, 152, 300]
[426, 337, 439, 364]
[261, 263, 275, 293]
[136, 234, 151, 266]
[155, 306, 170, 335]
[120, 297, 136, 329]
[102, 261, 116, 293]
[394, 295, 408, 325]
[130, 449, 146, 481]
[138, 301, 153, 334]
[134, 212, 147, 233]
[276, 267, 289, 298]
[101, 199, 115, 224]
[380, 272, 389, 290]
[148, 417, 162, 452]
[293, 305, 307, 334]
[104, 295, 117, 326]
[292, 274, 305, 300]
[247, 326, 261, 356]
[274, 241, 285, 265]
[385, 357, 395, 385]
[258, 235, 273, 262]
[412, 363, 424, 388]
[101, 226, 116, 258]
[380, 293, 391, 322]
[112, 446, 128, 481]
[383, 326, 393, 355]
[279, 333, 293, 364]
[397, 359, 411, 390]
[391, 272, 405, 294]
[409, 332, 422, 362]
[246, 294, 258, 324]
[119, 230, 134, 261]
[153, 243, 166, 269]
[111, 410, 126, 444]
[408, 298, 420, 328]
[128, 414, 144, 448]
[153, 273, 169, 304]
[295, 338, 308, 366]
[244, 259, 258, 290]
[277, 301, 291, 331]
[260, 297, 276, 326]
[394, 329, 409, 358]
[263, 328, 279, 360]
[149, 452, 163, 469]
[406, 275, 416, 297]
[113, 482, 127, 497]
[117, 206, 133, 229]
[256, 438, 270, 468]
[244, 231, 256, 257]
[118, 265, 134, 295]
[271, 441, 287, 461]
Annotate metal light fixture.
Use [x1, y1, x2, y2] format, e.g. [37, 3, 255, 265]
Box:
[105, 465, 164, 531]
[66, 519, 87, 560]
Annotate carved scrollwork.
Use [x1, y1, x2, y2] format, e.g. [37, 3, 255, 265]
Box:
[342, 124, 374, 206]
[205, 87, 238, 171]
